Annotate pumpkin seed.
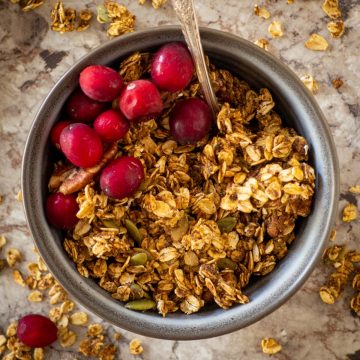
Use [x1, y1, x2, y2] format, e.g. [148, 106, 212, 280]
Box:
[133, 248, 153, 261]
[217, 217, 237, 233]
[102, 219, 119, 228]
[124, 219, 142, 245]
[96, 5, 111, 23]
[130, 253, 147, 266]
[217, 258, 237, 271]
[125, 299, 156, 311]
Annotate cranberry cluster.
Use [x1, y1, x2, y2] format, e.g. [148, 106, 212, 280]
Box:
[46, 42, 212, 230]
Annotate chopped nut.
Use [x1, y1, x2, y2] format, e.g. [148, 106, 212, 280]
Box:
[6, 248, 22, 267]
[322, 0, 341, 19]
[16, 190, 23, 202]
[305, 34, 329, 51]
[349, 185, 360, 194]
[13, 269, 26, 287]
[268, 21, 284, 38]
[327, 20, 345, 38]
[33, 348, 44, 360]
[254, 38, 269, 51]
[28, 290, 44, 302]
[0, 235, 6, 250]
[342, 203, 357, 222]
[70, 311, 88, 326]
[129, 338, 143, 355]
[300, 74, 319, 93]
[254, 5, 271, 19]
[261, 338, 282, 354]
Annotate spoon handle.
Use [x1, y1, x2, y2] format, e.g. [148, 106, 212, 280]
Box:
[171, 0, 220, 119]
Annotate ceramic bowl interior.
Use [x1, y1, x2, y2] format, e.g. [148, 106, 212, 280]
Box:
[22, 26, 339, 340]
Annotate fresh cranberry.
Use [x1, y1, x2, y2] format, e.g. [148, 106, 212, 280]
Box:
[17, 314, 58, 348]
[100, 156, 144, 199]
[79, 65, 123, 102]
[46, 193, 79, 229]
[119, 80, 163, 122]
[65, 88, 107, 122]
[94, 109, 130, 143]
[169, 98, 212, 144]
[60, 123, 103, 168]
[50, 121, 71, 149]
[151, 42, 194, 92]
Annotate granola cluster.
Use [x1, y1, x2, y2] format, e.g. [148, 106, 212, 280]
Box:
[51, 52, 317, 316]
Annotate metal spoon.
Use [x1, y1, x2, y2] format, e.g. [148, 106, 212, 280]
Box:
[171, 0, 220, 119]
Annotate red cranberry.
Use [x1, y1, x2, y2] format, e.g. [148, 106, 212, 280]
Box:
[50, 121, 71, 149]
[169, 98, 212, 144]
[100, 156, 144, 199]
[119, 80, 163, 122]
[65, 88, 107, 122]
[79, 65, 123, 102]
[94, 109, 130, 143]
[60, 123, 103, 168]
[46, 193, 79, 229]
[17, 314, 58, 348]
[151, 42, 194, 92]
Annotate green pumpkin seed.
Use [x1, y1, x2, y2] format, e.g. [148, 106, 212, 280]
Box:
[217, 258, 237, 271]
[124, 219, 142, 245]
[217, 217, 237, 233]
[130, 283, 144, 299]
[102, 219, 119, 228]
[125, 299, 156, 311]
[96, 5, 111, 23]
[130, 253, 147, 266]
[133, 248, 153, 261]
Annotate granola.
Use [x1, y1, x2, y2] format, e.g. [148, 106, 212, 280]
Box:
[305, 34, 329, 51]
[49, 50, 316, 316]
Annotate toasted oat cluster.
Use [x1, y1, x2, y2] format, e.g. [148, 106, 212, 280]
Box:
[51, 52, 316, 316]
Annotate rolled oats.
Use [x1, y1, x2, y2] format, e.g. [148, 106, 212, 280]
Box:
[268, 21, 284, 38]
[327, 20, 345, 38]
[254, 5, 271, 19]
[322, 0, 341, 19]
[129, 338, 143, 355]
[12, 270, 26, 287]
[6, 249, 22, 267]
[342, 203, 357, 222]
[305, 34, 329, 51]
[70, 311, 88, 326]
[27, 290, 44, 302]
[261, 337, 282, 354]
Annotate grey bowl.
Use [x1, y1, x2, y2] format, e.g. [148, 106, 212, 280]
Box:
[22, 26, 339, 340]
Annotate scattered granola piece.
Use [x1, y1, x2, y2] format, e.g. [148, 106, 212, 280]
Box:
[28, 290, 44, 302]
[342, 203, 357, 222]
[113, 332, 121, 341]
[322, 0, 341, 19]
[59, 328, 77, 347]
[16, 190, 23, 202]
[329, 229, 337, 241]
[350, 292, 360, 316]
[300, 74, 319, 93]
[6, 322, 17, 337]
[349, 185, 360, 194]
[88, 323, 104, 337]
[129, 338, 143, 355]
[139, 0, 167, 9]
[268, 21, 284, 37]
[97, 2, 136, 38]
[254, 38, 269, 51]
[6, 248, 22, 267]
[305, 34, 329, 51]
[33, 348, 44, 360]
[327, 20, 345, 38]
[353, 273, 360, 290]
[70, 311, 88, 326]
[13, 269, 26, 287]
[0, 235, 6, 250]
[261, 338, 282, 355]
[77, 9, 93, 32]
[254, 5, 271, 19]
[10, 0, 44, 11]
[51, 1, 76, 33]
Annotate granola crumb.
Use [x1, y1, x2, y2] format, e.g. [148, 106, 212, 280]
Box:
[129, 338, 143, 355]
[322, 0, 341, 19]
[268, 21, 284, 38]
[261, 337, 282, 354]
[342, 203, 358, 222]
[327, 20, 345, 38]
[329, 229, 337, 242]
[254, 5, 271, 19]
[113, 332, 121, 341]
[6, 248, 22, 267]
[254, 38, 269, 51]
[15, 191, 23, 202]
[300, 74, 319, 93]
[305, 34, 329, 51]
[349, 185, 360, 194]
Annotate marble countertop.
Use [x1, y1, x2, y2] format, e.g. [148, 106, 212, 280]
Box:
[0, 0, 359, 359]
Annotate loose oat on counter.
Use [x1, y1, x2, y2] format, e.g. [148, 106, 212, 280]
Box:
[300, 74, 319, 94]
[261, 337, 282, 355]
[342, 203, 358, 223]
[268, 21, 284, 38]
[305, 34, 329, 51]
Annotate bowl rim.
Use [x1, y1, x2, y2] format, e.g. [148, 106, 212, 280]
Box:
[22, 25, 339, 340]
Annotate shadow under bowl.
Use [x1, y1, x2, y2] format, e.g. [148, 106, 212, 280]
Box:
[22, 26, 339, 340]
